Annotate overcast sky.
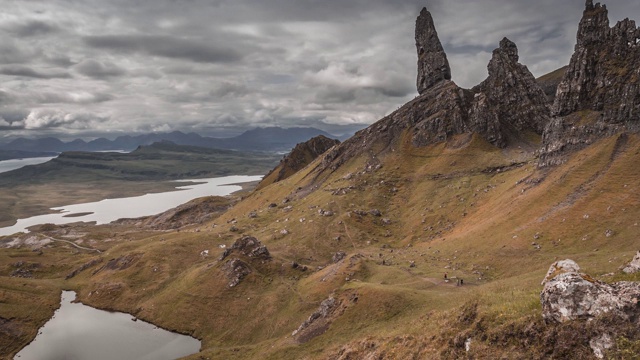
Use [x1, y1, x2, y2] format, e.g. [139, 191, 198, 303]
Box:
[0, 0, 638, 140]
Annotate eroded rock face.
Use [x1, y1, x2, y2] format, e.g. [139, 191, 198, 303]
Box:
[257, 135, 340, 189]
[470, 38, 551, 146]
[316, 9, 553, 177]
[541, 1, 640, 166]
[540, 259, 640, 323]
[416, 7, 451, 94]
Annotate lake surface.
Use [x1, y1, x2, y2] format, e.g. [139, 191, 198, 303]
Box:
[0, 175, 262, 236]
[14, 291, 201, 360]
[0, 157, 56, 174]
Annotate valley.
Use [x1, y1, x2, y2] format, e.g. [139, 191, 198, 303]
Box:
[0, 142, 279, 227]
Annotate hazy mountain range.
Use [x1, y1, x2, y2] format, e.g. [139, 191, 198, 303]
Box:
[0, 127, 343, 156]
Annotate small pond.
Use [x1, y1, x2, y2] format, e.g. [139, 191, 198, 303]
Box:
[15, 291, 201, 360]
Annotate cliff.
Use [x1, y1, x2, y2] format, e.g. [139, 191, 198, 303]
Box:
[540, 0, 640, 166]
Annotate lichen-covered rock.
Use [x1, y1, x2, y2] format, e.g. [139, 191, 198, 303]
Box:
[541, 259, 581, 285]
[540, 259, 640, 323]
[622, 251, 640, 274]
[415, 7, 451, 94]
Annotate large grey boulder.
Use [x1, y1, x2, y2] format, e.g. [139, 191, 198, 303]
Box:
[540, 259, 640, 323]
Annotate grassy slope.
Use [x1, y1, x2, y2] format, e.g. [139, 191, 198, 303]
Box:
[1, 131, 639, 359]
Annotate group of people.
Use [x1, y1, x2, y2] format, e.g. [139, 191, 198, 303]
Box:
[444, 273, 463, 286]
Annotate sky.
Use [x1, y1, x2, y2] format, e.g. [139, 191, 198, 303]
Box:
[0, 0, 638, 140]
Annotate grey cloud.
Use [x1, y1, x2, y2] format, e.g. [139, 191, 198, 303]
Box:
[0, 0, 637, 138]
[0, 65, 71, 79]
[4, 20, 60, 37]
[84, 35, 244, 63]
[0, 109, 29, 123]
[210, 82, 250, 98]
[74, 59, 127, 78]
[0, 40, 33, 64]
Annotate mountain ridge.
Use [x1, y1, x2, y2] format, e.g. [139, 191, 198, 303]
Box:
[0, 126, 341, 155]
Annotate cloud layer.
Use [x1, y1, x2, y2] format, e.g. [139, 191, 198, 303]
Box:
[0, 0, 638, 139]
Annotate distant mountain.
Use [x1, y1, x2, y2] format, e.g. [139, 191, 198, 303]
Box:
[0, 127, 340, 155]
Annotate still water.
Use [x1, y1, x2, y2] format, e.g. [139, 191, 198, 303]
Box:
[0, 175, 263, 236]
[15, 291, 201, 360]
[0, 157, 56, 174]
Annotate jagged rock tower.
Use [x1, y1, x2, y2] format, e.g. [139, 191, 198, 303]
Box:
[415, 7, 452, 94]
[318, 5, 552, 175]
[540, 0, 640, 167]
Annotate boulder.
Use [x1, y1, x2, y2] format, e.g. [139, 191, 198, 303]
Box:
[540, 259, 640, 323]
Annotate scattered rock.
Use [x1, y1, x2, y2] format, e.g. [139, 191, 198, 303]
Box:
[248, 212, 258, 219]
[369, 209, 382, 217]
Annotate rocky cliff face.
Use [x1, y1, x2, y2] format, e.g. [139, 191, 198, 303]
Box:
[257, 135, 339, 189]
[319, 9, 549, 174]
[470, 37, 551, 146]
[540, 0, 640, 166]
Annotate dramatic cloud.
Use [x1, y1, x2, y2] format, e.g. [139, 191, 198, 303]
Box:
[3, 20, 60, 37]
[0, 0, 638, 140]
[74, 59, 127, 79]
[84, 35, 245, 64]
[0, 65, 71, 79]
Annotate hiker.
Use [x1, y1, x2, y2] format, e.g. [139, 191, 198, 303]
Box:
[444, 273, 447, 280]
[460, 278, 464, 286]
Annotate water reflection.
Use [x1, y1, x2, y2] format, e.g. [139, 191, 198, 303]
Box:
[15, 291, 201, 360]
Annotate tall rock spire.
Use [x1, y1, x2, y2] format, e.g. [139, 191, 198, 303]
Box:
[415, 7, 451, 95]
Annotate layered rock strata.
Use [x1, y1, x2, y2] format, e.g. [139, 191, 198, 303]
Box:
[540, 1, 640, 166]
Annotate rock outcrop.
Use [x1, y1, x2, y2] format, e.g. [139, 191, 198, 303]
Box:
[540, 1, 640, 166]
[540, 259, 640, 323]
[218, 236, 271, 288]
[257, 135, 339, 190]
[219, 236, 271, 261]
[416, 7, 451, 94]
